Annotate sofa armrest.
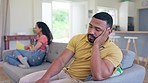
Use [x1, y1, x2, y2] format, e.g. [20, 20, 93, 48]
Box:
[84, 64, 146, 83]
[2, 50, 14, 62]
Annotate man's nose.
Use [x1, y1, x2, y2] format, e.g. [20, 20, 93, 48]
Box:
[89, 28, 95, 34]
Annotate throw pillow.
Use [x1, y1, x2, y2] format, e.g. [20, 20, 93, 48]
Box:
[121, 49, 136, 69]
[16, 41, 24, 50]
[110, 65, 123, 77]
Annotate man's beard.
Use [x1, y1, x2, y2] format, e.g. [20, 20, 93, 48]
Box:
[87, 34, 97, 43]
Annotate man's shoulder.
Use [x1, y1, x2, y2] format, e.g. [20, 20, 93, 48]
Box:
[68, 34, 87, 45]
[74, 34, 86, 37]
[72, 34, 87, 40]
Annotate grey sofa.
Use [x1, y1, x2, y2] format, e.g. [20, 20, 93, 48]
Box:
[2, 42, 146, 83]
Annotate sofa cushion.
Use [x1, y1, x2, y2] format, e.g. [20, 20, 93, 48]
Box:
[84, 64, 146, 82]
[3, 62, 51, 82]
[46, 42, 67, 62]
[121, 49, 136, 69]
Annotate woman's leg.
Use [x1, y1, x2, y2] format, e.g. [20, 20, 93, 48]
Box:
[13, 49, 45, 67]
[28, 50, 45, 66]
[6, 55, 21, 66]
[13, 49, 31, 58]
[6, 56, 27, 68]
[13, 49, 31, 68]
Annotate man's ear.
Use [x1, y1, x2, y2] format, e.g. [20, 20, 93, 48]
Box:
[109, 28, 112, 34]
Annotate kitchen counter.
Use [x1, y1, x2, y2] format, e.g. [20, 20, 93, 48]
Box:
[111, 31, 148, 58]
[113, 31, 148, 34]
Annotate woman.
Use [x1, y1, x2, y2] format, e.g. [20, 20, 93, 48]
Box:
[6, 22, 53, 68]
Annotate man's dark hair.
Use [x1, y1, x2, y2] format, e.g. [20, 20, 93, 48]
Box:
[93, 12, 113, 28]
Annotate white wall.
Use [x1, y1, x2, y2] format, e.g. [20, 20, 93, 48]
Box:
[96, 0, 120, 9]
[88, 0, 120, 15]
[32, 0, 42, 26]
[8, 0, 122, 35]
[8, 0, 148, 34]
[88, 0, 96, 14]
[9, 0, 42, 35]
[135, 0, 148, 9]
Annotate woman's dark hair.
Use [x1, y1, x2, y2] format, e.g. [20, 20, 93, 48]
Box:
[93, 12, 113, 28]
[36, 21, 53, 45]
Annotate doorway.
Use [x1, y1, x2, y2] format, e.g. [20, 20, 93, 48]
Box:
[139, 8, 148, 31]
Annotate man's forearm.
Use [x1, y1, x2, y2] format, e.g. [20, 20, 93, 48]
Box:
[36, 49, 74, 83]
[41, 56, 65, 80]
[90, 44, 112, 80]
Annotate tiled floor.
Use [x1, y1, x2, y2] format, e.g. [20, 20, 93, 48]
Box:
[0, 61, 148, 83]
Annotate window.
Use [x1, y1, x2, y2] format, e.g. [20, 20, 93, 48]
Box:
[52, 1, 70, 42]
[42, 1, 70, 43]
[42, 1, 88, 43]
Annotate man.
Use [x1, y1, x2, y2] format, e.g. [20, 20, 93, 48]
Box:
[19, 12, 123, 83]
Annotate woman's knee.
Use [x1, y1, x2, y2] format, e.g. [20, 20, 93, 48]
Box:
[6, 55, 13, 62]
[13, 50, 20, 57]
[6, 56, 19, 66]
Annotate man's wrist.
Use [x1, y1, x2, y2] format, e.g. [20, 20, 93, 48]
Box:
[42, 75, 50, 81]
[93, 43, 101, 48]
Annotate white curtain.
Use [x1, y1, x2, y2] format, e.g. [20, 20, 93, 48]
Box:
[0, 0, 1, 5]
[0, 0, 10, 60]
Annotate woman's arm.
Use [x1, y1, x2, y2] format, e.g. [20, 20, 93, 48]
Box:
[24, 45, 30, 50]
[30, 42, 42, 51]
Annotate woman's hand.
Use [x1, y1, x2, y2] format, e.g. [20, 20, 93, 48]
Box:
[24, 44, 33, 50]
[24, 45, 30, 50]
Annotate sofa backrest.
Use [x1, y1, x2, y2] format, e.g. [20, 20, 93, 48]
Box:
[46, 42, 136, 69]
[46, 42, 67, 63]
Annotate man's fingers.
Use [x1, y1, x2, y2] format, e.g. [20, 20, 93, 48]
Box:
[106, 28, 111, 35]
[94, 28, 111, 45]
[102, 28, 110, 37]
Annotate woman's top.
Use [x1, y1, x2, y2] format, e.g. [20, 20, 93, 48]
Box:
[36, 35, 48, 51]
